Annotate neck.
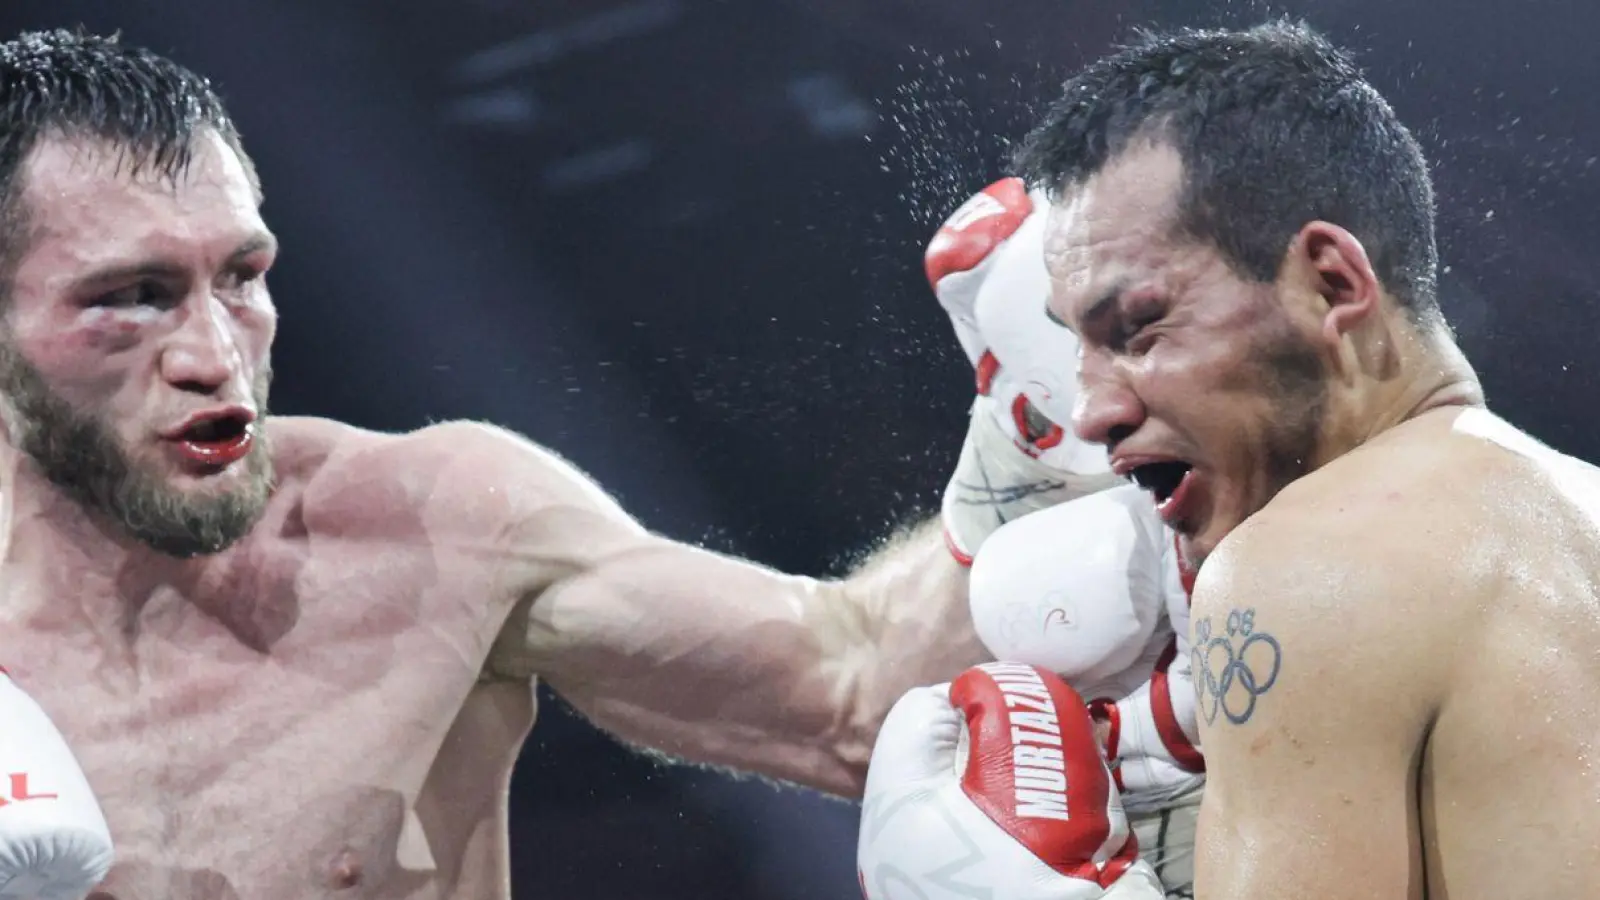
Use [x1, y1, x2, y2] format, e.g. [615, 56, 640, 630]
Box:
[1320, 323, 1483, 465]
[0, 443, 189, 625]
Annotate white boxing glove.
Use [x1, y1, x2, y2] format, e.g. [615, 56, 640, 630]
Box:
[927, 178, 1122, 564]
[858, 662, 1165, 900]
[967, 484, 1168, 689]
[0, 671, 113, 899]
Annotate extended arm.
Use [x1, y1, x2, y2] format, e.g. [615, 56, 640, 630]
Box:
[474, 426, 983, 797]
[1189, 509, 1448, 898]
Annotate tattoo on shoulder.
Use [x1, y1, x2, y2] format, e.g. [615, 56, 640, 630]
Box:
[1192, 608, 1283, 727]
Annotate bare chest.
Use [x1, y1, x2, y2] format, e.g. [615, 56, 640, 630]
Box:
[0, 544, 503, 899]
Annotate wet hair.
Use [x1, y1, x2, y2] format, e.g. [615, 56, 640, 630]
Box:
[0, 28, 252, 290]
[1013, 20, 1440, 321]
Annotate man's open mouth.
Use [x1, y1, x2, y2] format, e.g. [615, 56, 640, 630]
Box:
[1129, 460, 1194, 503]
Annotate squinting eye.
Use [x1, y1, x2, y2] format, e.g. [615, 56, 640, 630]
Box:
[1123, 315, 1163, 354]
[96, 282, 175, 309]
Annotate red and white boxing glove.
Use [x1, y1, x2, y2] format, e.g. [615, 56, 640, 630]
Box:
[969, 485, 1204, 800]
[0, 671, 113, 899]
[928, 178, 1122, 565]
[857, 662, 1165, 900]
[968, 486, 1205, 895]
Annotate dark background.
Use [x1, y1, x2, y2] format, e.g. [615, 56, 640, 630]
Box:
[1, 1, 1593, 897]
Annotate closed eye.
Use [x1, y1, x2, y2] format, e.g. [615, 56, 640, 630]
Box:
[1118, 315, 1162, 354]
[1119, 294, 1169, 354]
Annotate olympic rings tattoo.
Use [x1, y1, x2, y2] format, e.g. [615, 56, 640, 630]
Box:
[1192, 607, 1282, 726]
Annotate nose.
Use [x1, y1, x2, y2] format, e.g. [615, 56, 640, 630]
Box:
[161, 294, 244, 396]
[1072, 353, 1145, 450]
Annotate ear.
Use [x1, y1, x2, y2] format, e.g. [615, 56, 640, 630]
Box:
[1288, 221, 1381, 344]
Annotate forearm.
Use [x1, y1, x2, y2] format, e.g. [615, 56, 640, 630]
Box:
[496, 519, 983, 797]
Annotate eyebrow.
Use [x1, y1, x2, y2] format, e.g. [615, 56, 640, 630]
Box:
[1080, 283, 1126, 327]
[1060, 279, 1129, 337]
[70, 232, 279, 290]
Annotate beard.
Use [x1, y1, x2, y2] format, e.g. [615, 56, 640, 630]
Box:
[1244, 321, 1330, 513]
[0, 343, 275, 558]
[1181, 314, 1331, 569]
[1260, 334, 1324, 493]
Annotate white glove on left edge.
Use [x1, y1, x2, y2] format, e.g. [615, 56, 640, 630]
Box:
[0, 670, 113, 900]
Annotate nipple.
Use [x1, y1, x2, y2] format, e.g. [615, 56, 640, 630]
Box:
[328, 848, 363, 890]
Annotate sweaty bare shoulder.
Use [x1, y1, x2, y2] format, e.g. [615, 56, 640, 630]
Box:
[260, 417, 627, 643]
[1195, 451, 1476, 732]
[272, 416, 619, 544]
[1189, 447, 1480, 899]
[1193, 412, 1600, 900]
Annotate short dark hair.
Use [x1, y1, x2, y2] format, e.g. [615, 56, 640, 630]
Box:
[0, 29, 251, 291]
[1014, 20, 1439, 320]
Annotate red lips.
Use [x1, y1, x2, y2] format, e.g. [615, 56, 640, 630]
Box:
[162, 408, 257, 470]
[172, 429, 253, 467]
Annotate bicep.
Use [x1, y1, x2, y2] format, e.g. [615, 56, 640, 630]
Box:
[1192, 553, 1434, 899]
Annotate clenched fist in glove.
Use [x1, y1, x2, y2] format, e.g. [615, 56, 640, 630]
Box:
[0, 670, 113, 899]
[857, 662, 1164, 900]
[928, 178, 1123, 564]
[968, 486, 1206, 896]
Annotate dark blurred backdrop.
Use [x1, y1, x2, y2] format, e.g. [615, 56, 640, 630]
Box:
[1, 1, 1593, 897]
